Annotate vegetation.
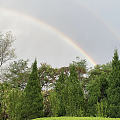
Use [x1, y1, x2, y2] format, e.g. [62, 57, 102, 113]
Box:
[20, 60, 43, 119]
[0, 32, 120, 119]
[0, 31, 15, 67]
[107, 50, 120, 117]
[33, 117, 120, 120]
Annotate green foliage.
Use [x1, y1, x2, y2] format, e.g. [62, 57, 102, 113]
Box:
[43, 91, 51, 117]
[21, 60, 43, 119]
[50, 63, 85, 117]
[64, 64, 84, 116]
[87, 64, 110, 117]
[107, 50, 120, 118]
[96, 100, 108, 117]
[1, 49, 120, 119]
[7, 88, 23, 120]
[0, 79, 25, 120]
[0, 82, 11, 119]
[56, 71, 67, 116]
[72, 57, 87, 81]
[49, 71, 67, 117]
[33, 117, 120, 120]
[49, 91, 60, 117]
[55, 71, 67, 116]
[38, 63, 58, 90]
[4, 59, 30, 89]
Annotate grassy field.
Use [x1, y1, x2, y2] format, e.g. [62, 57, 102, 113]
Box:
[33, 117, 120, 120]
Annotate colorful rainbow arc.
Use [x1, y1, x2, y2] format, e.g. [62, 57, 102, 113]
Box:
[0, 7, 97, 66]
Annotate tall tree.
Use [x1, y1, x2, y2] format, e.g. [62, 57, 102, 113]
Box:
[65, 64, 84, 116]
[0, 32, 15, 68]
[55, 71, 66, 116]
[49, 70, 67, 117]
[107, 50, 120, 118]
[87, 73, 108, 117]
[22, 60, 43, 119]
[87, 64, 111, 117]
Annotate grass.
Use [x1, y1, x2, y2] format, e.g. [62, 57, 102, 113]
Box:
[33, 117, 120, 120]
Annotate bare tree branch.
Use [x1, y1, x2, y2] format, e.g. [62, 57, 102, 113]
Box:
[0, 31, 15, 68]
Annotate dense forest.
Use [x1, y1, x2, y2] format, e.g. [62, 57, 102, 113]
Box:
[0, 32, 120, 120]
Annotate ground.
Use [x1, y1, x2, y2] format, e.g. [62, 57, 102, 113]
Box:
[33, 117, 120, 120]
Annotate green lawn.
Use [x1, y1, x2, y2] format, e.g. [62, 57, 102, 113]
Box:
[33, 117, 120, 120]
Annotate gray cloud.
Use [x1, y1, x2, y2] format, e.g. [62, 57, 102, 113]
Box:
[0, 0, 120, 67]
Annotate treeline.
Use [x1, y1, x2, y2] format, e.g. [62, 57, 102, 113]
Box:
[0, 32, 120, 119]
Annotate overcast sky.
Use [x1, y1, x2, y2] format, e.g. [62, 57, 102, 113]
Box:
[0, 0, 120, 67]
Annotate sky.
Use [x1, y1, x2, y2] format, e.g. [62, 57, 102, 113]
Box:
[0, 0, 120, 67]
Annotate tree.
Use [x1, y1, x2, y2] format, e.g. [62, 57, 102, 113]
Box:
[0, 32, 15, 67]
[38, 63, 58, 90]
[4, 59, 30, 89]
[72, 58, 87, 102]
[49, 90, 60, 117]
[22, 60, 43, 119]
[87, 73, 108, 117]
[0, 82, 12, 120]
[107, 50, 120, 118]
[50, 71, 67, 117]
[72, 57, 87, 81]
[54, 71, 67, 116]
[87, 64, 111, 117]
[7, 88, 23, 120]
[64, 64, 84, 116]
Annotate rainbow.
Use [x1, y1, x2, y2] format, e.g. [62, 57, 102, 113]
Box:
[76, 2, 120, 44]
[0, 7, 96, 66]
